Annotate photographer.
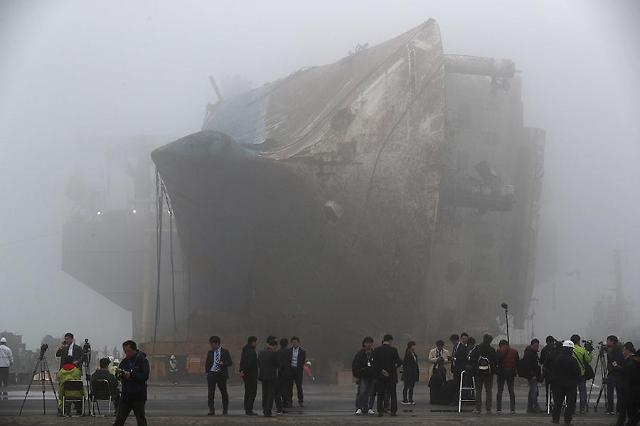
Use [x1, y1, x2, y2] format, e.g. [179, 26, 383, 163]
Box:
[428, 340, 451, 378]
[569, 335, 593, 414]
[55, 333, 82, 370]
[114, 340, 149, 426]
[522, 338, 542, 413]
[606, 335, 625, 416]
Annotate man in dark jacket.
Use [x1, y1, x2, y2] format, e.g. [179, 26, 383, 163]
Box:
[616, 342, 639, 426]
[55, 332, 83, 370]
[549, 340, 581, 424]
[372, 334, 403, 417]
[452, 332, 469, 401]
[204, 335, 233, 416]
[288, 337, 306, 407]
[468, 334, 497, 414]
[258, 337, 279, 417]
[91, 358, 119, 410]
[239, 336, 258, 415]
[276, 338, 291, 412]
[539, 336, 557, 412]
[606, 335, 625, 415]
[522, 338, 542, 413]
[114, 340, 149, 426]
[496, 339, 519, 413]
[352, 336, 376, 415]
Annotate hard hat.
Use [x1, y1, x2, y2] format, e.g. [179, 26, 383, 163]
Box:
[0, 337, 6, 343]
[563, 340, 575, 349]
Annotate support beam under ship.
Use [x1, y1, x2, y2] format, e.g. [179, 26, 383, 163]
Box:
[152, 19, 544, 365]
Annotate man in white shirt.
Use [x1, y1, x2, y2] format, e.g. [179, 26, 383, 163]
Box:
[287, 337, 307, 407]
[0, 337, 13, 396]
[55, 332, 83, 370]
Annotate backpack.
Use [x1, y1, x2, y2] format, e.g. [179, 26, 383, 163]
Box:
[517, 358, 530, 378]
[477, 356, 491, 374]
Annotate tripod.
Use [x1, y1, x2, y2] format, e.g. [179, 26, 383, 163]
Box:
[18, 348, 59, 415]
[588, 346, 608, 412]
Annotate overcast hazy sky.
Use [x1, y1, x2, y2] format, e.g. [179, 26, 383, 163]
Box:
[1, 0, 638, 349]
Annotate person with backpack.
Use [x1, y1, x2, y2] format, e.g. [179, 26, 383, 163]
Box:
[520, 338, 542, 413]
[569, 335, 593, 414]
[496, 339, 519, 414]
[549, 340, 581, 424]
[469, 334, 497, 414]
[540, 336, 558, 411]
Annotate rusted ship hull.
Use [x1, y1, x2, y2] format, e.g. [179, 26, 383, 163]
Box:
[152, 19, 544, 364]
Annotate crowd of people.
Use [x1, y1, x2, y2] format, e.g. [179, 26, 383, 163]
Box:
[2, 331, 639, 425]
[350, 332, 640, 425]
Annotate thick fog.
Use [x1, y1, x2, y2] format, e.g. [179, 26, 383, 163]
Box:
[1, 0, 638, 350]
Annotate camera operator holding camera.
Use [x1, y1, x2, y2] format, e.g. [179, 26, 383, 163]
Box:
[114, 340, 149, 426]
[55, 332, 83, 370]
[570, 335, 593, 414]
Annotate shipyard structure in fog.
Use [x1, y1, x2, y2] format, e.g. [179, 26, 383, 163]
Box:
[63, 19, 544, 376]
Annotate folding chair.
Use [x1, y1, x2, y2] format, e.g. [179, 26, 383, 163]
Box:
[458, 370, 476, 413]
[90, 379, 114, 416]
[62, 380, 85, 416]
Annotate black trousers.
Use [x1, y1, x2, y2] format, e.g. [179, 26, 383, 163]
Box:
[113, 399, 147, 426]
[243, 375, 258, 413]
[551, 383, 577, 424]
[261, 379, 277, 416]
[402, 379, 416, 402]
[497, 369, 516, 412]
[376, 379, 397, 415]
[207, 372, 229, 413]
[475, 373, 493, 412]
[292, 368, 304, 403]
[277, 375, 292, 409]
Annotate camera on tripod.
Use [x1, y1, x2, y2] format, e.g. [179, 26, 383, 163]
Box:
[582, 339, 594, 352]
[39, 343, 48, 358]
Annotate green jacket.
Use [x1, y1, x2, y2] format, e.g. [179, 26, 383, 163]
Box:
[572, 345, 593, 376]
[57, 367, 84, 409]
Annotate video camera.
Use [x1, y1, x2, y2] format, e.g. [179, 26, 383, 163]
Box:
[39, 343, 48, 359]
[582, 339, 594, 353]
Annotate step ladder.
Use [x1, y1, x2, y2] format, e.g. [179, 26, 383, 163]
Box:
[458, 370, 476, 413]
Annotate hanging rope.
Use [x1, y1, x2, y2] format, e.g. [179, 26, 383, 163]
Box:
[153, 169, 164, 346]
[164, 186, 178, 341]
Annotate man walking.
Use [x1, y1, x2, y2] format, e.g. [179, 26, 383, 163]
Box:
[114, 340, 149, 426]
[569, 334, 592, 414]
[549, 340, 581, 424]
[0, 337, 13, 397]
[496, 339, 519, 414]
[239, 336, 259, 415]
[258, 336, 279, 417]
[352, 336, 376, 415]
[469, 334, 497, 414]
[373, 334, 402, 417]
[522, 338, 542, 413]
[288, 337, 306, 407]
[205, 336, 233, 416]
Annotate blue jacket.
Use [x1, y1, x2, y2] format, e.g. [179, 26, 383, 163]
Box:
[119, 351, 149, 401]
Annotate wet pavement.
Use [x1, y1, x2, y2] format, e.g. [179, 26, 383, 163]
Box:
[0, 382, 618, 425]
